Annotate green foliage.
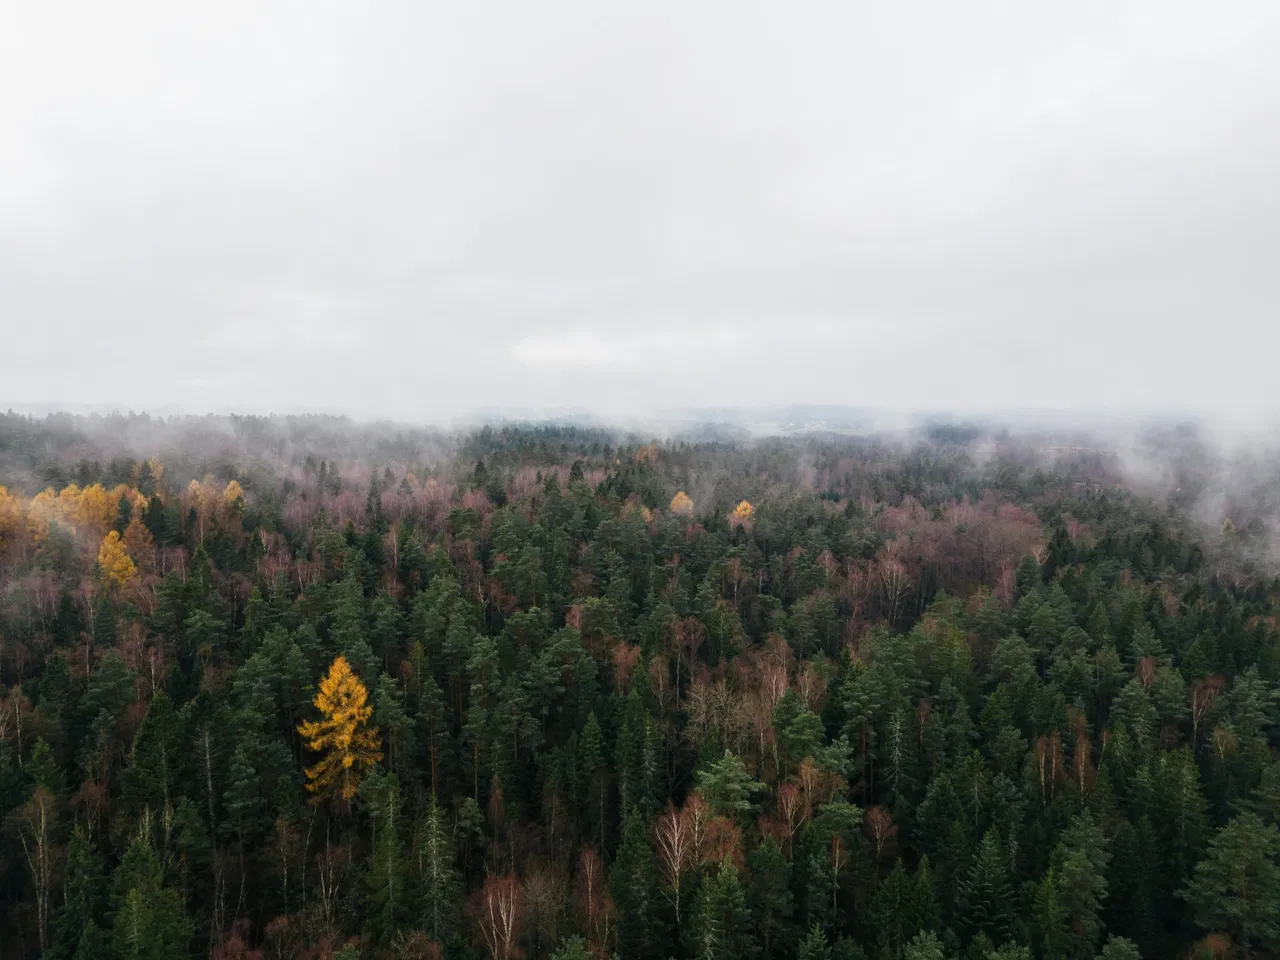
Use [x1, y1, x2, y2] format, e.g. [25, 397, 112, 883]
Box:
[692, 864, 756, 960]
[549, 936, 595, 960]
[108, 839, 193, 959]
[1180, 812, 1280, 956]
[2, 419, 1279, 959]
[696, 749, 761, 818]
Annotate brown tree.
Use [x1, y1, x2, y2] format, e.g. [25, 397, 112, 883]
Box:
[574, 846, 615, 956]
[472, 872, 525, 960]
[653, 804, 693, 922]
[864, 805, 898, 868]
[14, 781, 59, 955]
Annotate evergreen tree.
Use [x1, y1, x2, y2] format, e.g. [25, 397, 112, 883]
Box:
[1180, 812, 1280, 958]
[960, 828, 1016, 946]
[749, 838, 796, 959]
[691, 863, 756, 960]
[51, 824, 106, 960]
[412, 794, 460, 942]
[108, 838, 193, 960]
[611, 812, 664, 960]
[363, 773, 408, 942]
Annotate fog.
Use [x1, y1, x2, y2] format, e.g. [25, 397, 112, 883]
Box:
[4, 2, 1280, 423]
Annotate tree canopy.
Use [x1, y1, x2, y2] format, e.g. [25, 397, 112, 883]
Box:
[0, 412, 1279, 959]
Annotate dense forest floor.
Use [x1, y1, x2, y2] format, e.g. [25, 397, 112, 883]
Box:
[1, 413, 1278, 960]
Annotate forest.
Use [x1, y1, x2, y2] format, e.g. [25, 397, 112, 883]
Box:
[1, 411, 1278, 960]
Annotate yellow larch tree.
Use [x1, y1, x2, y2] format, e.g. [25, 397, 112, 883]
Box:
[54, 484, 82, 524]
[731, 500, 754, 523]
[298, 656, 383, 802]
[71, 483, 118, 535]
[0, 486, 21, 554]
[670, 491, 695, 518]
[26, 489, 58, 542]
[222, 480, 247, 526]
[97, 530, 137, 588]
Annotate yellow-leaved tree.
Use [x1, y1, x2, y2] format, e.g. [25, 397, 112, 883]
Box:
[670, 491, 695, 517]
[97, 531, 136, 588]
[222, 479, 245, 506]
[72, 483, 118, 535]
[298, 656, 383, 802]
[0, 486, 21, 554]
[729, 500, 755, 531]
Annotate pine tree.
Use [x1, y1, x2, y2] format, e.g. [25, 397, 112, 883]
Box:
[406, 641, 448, 794]
[463, 634, 500, 801]
[748, 838, 795, 959]
[691, 863, 756, 960]
[960, 828, 1016, 945]
[363, 773, 408, 943]
[549, 937, 594, 960]
[297, 655, 383, 802]
[52, 824, 106, 959]
[413, 794, 460, 942]
[696, 748, 761, 819]
[108, 838, 193, 960]
[579, 711, 607, 850]
[797, 924, 832, 960]
[611, 812, 665, 960]
[1035, 815, 1110, 960]
[375, 672, 416, 780]
[811, 799, 862, 923]
[868, 855, 937, 959]
[122, 689, 181, 818]
[1180, 812, 1280, 958]
[1095, 937, 1141, 960]
[223, 737, 263, 840]
[903, 931, 946, 960]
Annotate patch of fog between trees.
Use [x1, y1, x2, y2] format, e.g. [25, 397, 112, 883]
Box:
[7, 407, 1280, 566]
[960, 417, 1280, 569]
[646, 410, 1280, 569]
[0, 411, 457, 492]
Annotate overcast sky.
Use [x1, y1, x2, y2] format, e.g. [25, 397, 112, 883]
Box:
[3, 2, 1279, 424]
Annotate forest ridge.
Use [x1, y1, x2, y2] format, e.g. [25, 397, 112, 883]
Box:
[0, 414, 1278, 960]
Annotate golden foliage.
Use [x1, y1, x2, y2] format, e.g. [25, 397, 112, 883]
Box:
[670, 491, 695, 517]
[298, 656, 383, 801]
[97, 531, 137, 588]
[0, 483, 152, 556]
[634, 443, 660, 465]
[623, 497, 653, 524]
[0, 486, 20, 552]
[731, 500, 754, 521]
[23, 483, 124, 541]
[26, 489, 57, 541]
[112, 484, 149, 519]
[74, 484, 118, 534]
[223, 480, 246, 506]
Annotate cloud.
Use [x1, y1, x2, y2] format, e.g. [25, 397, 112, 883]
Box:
[512, 324, 764, 375]
[2, 1, 1280, 421]
[200, 298, 369, 355]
